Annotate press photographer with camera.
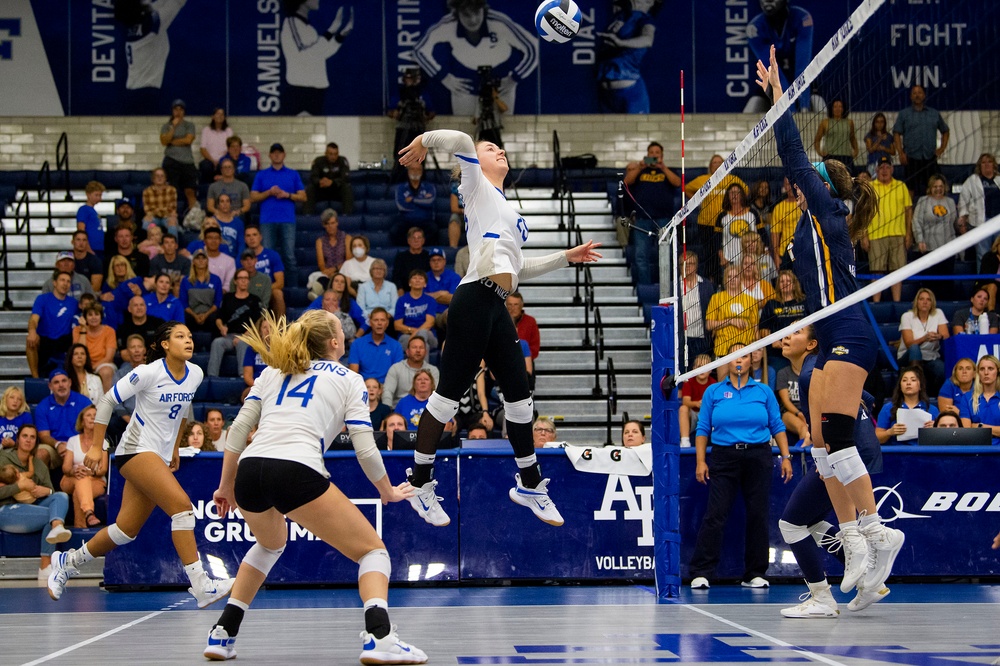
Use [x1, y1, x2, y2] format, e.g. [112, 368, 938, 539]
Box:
[622, 141, 680, 284]
[473, 66, 508, 148]
[388, 69, 436, 179]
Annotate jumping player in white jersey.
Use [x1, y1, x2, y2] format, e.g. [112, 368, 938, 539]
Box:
[117, 0, 188, 90]
[48, 322, 233, 607]
[397, 130, 601, 528]
[203, 310, 425, 664]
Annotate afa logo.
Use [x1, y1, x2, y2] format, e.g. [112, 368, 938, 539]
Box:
[593, 475, 654, 547]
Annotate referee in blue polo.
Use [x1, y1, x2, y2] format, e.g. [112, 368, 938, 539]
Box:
[689, 343, 794, 590]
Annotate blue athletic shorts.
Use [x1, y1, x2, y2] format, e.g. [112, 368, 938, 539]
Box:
[813, 314, 877, 372]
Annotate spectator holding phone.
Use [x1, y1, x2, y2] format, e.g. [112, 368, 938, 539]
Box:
[623, 142, 680, 284]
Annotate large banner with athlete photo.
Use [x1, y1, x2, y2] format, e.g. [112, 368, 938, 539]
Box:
[2, 0, 995, 116]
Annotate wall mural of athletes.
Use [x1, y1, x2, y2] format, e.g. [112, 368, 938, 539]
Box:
[3, 0, 994, 116]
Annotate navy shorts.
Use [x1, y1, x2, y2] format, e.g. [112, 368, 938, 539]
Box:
[234, 457, 330, 514]
[813, 314, 877, 372]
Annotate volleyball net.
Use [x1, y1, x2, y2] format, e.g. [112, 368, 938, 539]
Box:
[662, 0, 1000, 384]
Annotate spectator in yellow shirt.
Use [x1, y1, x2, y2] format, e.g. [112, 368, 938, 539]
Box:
[706, 264, 760, 360]
[863, 156, 912, 302]
[686, 155, 747, 282]
[770, 177, 801, 268]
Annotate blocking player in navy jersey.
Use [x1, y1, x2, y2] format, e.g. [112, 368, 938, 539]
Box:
[777, 324, 889, 618]
[757, 46, 904, 598]
[398, 130, 601, 528]
[595, 0, 663, 114]
[47, 322, 233, 608]
[746, 0, 817, 113]
[203, 310, 425, 664]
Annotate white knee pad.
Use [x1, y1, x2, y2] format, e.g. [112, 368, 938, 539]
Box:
[108, 523, 136, 546]
[243, 543, 285, 576]
[828, 447, 868, 486]
[503, 397, 534, 424]
[778, 519, 812, 545]
[811, 447, 834, 478]
[357, 548, 391, 581]
[170, 509, 196, 532]
[424, 392, 460, 423]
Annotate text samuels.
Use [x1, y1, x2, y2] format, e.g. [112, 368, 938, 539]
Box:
[159, 392, 195, 402]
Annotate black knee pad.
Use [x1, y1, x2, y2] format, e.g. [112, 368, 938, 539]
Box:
[821, 413, 855, 453]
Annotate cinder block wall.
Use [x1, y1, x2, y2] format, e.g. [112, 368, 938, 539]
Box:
[1, 112, 996, 174]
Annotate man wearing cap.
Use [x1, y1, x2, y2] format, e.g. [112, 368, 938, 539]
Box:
[34, 369, 92, 469]
[149, 232, 191, 296]
[42, 252, 94, 301]
[159, 99, 199, 212]
[201, 230, 236, 293]
[71, 230, 105, 292]
[307, 142, 354, 214]
[27, 272, 78, 379]
[234, 247, 273, 310]
[76, 181, 106, 257]
[104, 224, 150, 278]
[251, 143, 306, 280]
[864, 155, 912, 303]
[426, 248, 460, 329]
[207, 159, 252, 217]
[244, 226, 285, 316]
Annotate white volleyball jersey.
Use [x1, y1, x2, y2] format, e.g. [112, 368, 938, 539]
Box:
[113, 359, 203, 462]
[421, 130, 528, 290]
[240, 361, 372, 477]
[124, 0, 186, 90]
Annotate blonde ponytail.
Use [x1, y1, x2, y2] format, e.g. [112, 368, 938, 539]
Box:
[239, 309, 340, 375]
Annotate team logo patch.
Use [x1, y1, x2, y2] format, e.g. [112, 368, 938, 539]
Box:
[831, 345, 850, 356]
[129, 373, 140, 385]
[723, 391, 733, 399]
[362, 390, 369, 404]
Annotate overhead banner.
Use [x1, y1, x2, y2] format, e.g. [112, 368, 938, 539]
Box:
[1, 1, 995, 116]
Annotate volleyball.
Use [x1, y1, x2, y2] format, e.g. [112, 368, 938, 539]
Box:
[534, 0, 582, 44]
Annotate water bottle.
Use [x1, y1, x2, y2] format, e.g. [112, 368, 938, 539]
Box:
[979, 312, 990, 335]
[967, 314, 977, 335]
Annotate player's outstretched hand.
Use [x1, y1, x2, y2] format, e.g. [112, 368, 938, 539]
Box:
[381, 480, 415, 505]
[566, 240, 603, 264]
[993, 530, 1000, 550]
[398, 136, 427, 167]
[754, 44, 782, 101]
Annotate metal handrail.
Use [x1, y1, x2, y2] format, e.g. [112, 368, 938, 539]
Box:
[592, 306, 605, 396]
[13, 191, 35, 269]
[604, 358, 618, 446]
[0, 219, 12, 310]
[572, 226, 585, 305]
[55, 132, 71, 202]
[581, 265, 594, 347]
[36, 160, 55, 234]
[551, 129, 562, 201]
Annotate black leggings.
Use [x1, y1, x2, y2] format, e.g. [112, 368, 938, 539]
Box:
[435, 280, 531, 404]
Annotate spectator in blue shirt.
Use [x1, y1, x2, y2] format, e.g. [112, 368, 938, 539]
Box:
[180, 251, 224, 337]
[0, 386, 32, 448]
[426, 247, 460, 326]
[958, 354, 1000, 445]
[27, 272, 79, 379]
[244, 225, 287, 318]
[34, 368, 92, 470]
[395, 369, 436, 430]
[144, 272, 184, 323]
[393, 163, 437, 245]
[937, 357, 975, 416]
[221, 136, 253, 186]
[250, 143, 306, 279]
[875, 366, 938, 446]
[689, 343, 793, 590]
[394, 270, 438, 351]
[76, 181, 106, 256]
[347, 308, 404, 383]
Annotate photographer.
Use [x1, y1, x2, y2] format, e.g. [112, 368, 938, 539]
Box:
[388, 69, 436, 179]
[473, 66, 508, 147]
[623, 141, 680, 284]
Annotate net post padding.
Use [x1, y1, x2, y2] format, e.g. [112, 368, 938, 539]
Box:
[674, 214, 1000, 384]
[659, 0, 887, 245]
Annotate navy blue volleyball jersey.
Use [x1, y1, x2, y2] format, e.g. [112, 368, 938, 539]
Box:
[775, 112, 862, 316]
